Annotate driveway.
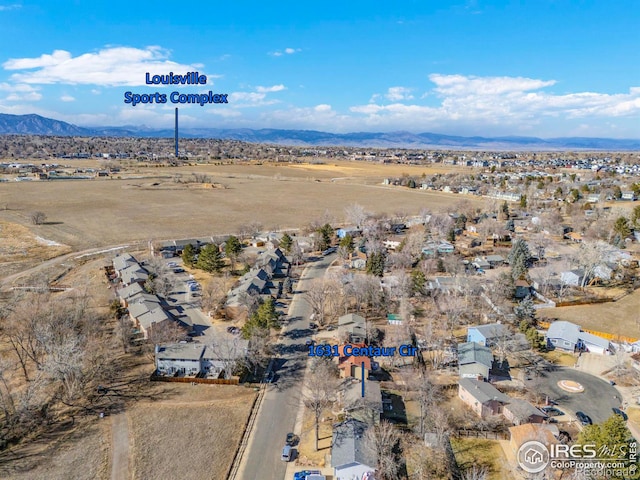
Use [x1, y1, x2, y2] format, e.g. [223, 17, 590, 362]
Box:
[524, 366, 621, 424]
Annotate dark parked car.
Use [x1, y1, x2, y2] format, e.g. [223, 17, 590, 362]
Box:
[612, 408, 628, 421]
[576, 411, 592, 425]
[541, 406, 563, 417]
[286, 432, 296, 446]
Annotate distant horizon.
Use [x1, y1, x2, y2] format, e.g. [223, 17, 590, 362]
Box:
[0, 1, 638, 138]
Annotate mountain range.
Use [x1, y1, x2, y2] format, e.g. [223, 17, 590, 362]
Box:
[0, 113, 639, 150]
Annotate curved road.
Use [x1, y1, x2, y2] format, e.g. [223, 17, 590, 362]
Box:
[524, 366, 621, 424]
[237, 253, 336, 480]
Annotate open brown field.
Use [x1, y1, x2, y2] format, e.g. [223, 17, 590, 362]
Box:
[129, 383, 256, 480]
[0, 421, 110, 480]
[538, 288, 640, 339]
[0, 161, 484, 250]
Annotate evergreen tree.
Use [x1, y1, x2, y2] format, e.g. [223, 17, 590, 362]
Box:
[410, 269, 426, 296]
[613, 216, 631, 240]
[280, 232, 293, 254]
[508, 238, 532, 280]
[577, 414, 635, 475]
[197, 244, 224, 273]
[241, 297, 279, 339]
[316, 223, 334, 251]
[366, 251, 386, 277]
[224, 235, 242, 272]
[514, 295, 536, 324]
[182, 243, 196, 267]
[499, 201, 510, 220]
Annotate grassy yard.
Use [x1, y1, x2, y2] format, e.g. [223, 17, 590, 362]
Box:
[129, 384, 256, 480]
[296, 407, 333, 467]
[538, 288, 640, 340]
[540, 349, 578, 367]
[450, 437, 508, 480]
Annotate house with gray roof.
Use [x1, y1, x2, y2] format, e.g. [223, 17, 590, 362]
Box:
[504, 398, 547, 425]
[119, 264, 149, 286]
[342, 379, 382, 425]
[546, 320, 581, 352]
[113, 253, 139, 272]
[331, 419, 377, 480]
[467, 323, 508, 347]
[338, 313, 367, 344]
[458, 378, 510, 418]
[117, 282, 145, 306]
[458, 341, 494, 380]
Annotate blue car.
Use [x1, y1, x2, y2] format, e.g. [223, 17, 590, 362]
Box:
[294, 470, 321, 480]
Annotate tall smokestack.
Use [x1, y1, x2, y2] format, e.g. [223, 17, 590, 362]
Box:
[174, 107, 179, 158]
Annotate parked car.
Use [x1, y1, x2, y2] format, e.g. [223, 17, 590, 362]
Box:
[541, 406, 563, 417]
[309, 323, 318, 330]
[281, 445, 293, 462]
[612, 407, 628, 421]
[294, 470, 321, 480]
[172, 267, 185, 273]
[576, 411, 592, 425]
[286, 432, 296, 446]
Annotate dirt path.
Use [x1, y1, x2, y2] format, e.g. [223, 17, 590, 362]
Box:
[110, 412, 131, 480]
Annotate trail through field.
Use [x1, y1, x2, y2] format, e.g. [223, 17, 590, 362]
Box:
[110, 412, 130, 480]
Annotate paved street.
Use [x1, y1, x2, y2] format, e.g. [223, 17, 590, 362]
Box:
[238, 253, 336, 480]
[524, 366, 621, 424]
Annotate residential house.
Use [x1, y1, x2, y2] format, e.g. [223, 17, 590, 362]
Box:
[485, 255, 505, 268]
[586, 193, 602, 203]
[119, 264, 149, 287]
[337, 344, 371, 380]
[341, 378, 383, 425]
[503, 399, 547, 425]
[117, 282, 145, 307]
[467, 323, 508, 347]
[472, 258, 491, 271]
[514, 279, 532, 299]
[155, 338, 247, 378]
[337, 227, 362, 239]
[546, 320, 612, 354]
[593, 263, 615, 282]
[331, 419, 377, 480]
[546, 320, 580, 352]
[338, 314, 367, 344]
[565, 231, 584, 243]
[458, 378, 510, 418]
[155, 343, 205, 376]
[560, 269, 586, 287]
[113, 253, 139, 272]
[458, 342, 494, 380]
[621, 191, 636, 201]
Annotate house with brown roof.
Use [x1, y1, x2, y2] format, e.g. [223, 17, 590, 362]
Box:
[337, 344, 371, 380]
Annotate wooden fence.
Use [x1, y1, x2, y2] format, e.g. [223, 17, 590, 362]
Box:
[537, 320, 638, 344]
[453, 429, 509, 440]
[150, 375, 239, 385]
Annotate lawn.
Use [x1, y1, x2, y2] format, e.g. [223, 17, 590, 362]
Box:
[540, 349, 577, 367]
[450, 437, 508, 480]
[296, 407, 333, 467]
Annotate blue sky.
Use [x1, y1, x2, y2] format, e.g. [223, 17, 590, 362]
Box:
[0, 0, 638, 137]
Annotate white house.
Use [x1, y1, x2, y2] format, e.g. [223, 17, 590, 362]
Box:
[331, 419, 377, 480]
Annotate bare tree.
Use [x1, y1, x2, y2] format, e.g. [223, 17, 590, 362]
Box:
[344, 203, 369, 228]
[461, 465, 489, 480]
[304, 358, 339, 451]
[30, 211, 47, 225]
[201, 276, 228, 316]
[365, 420, 403, 480]
[304, 278, 335, 327]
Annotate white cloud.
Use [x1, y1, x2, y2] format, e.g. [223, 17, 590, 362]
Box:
[60, 94, 75, 102]
[269, 47, 301, 57]
[385, 86, 414, 101]
[0, 4, 21, 11]
[348, 74, 640, 135]
[0, 82, 42, 101]
[3, 46, 206, 87]
[255, 84, 286, 93]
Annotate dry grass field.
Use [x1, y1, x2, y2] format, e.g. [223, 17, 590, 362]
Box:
[0, 421, 110, 480]
[0, 221, 72, 278]
[129, 384, 256, 480]
[0, 161, 484, 250]
[538, 288, 640, 340]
